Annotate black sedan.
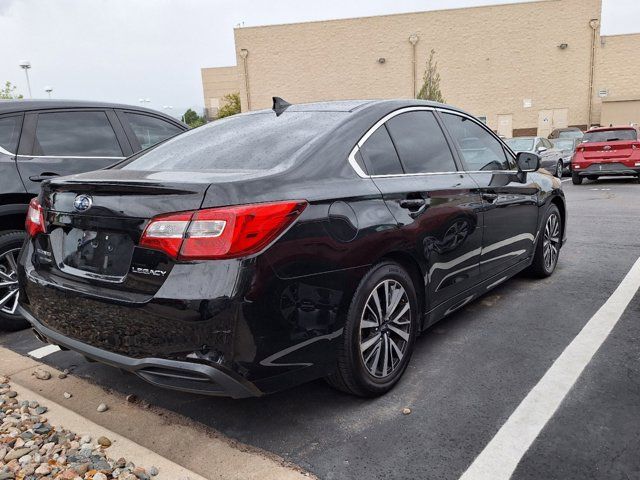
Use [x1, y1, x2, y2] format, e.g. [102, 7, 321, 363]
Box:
[17, 99, 566, 398]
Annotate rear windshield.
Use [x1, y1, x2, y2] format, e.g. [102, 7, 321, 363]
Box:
[582, 129, 637, 143]
[557, 130, 583, 139]
[122, 111, 347, 172]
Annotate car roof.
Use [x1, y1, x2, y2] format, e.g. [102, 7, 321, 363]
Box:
[248, 98, 471, 115]
[588, 125, 637, 132]
[508, 136, 537, 140]
[0, 99, 180, 119]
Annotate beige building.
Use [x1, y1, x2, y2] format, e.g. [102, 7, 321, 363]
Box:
[201, 0, 640, 136]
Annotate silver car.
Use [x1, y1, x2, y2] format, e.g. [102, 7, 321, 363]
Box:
[505, 136, 564, 178]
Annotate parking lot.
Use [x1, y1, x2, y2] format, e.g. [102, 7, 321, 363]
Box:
[2, 177, 639, 480]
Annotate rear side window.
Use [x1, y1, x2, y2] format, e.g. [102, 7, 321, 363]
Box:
[386, 111, 456, 174]
[441, 113, 511, 171]
[33, 111, 123, 157]
[0, 116, 21, 154]
[124, 113, 183, 150]
[123, 111, 346, 172]
[359, 126, 403, 176]
[583, 129, 637, 143]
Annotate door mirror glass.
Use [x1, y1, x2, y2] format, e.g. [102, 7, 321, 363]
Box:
[516, 152, 540, 172]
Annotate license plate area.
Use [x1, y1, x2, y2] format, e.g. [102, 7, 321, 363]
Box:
[60, 229, 134, 281]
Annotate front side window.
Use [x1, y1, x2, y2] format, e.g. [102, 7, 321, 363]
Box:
[124, 113, 183, 150]
[441, 113, 511, 171]
[0, 116, 21, 154]
[385, 111, 457, 174]
[33, 111, 122, 157]
[359, 126, 403, 176]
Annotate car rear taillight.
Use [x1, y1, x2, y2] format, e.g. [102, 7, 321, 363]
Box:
[140, 200, 307, 260]
[25, 198, 46, 237]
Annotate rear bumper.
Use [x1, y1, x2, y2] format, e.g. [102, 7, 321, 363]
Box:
[573, 162, 640, 176]
[19, 305, 262, 398]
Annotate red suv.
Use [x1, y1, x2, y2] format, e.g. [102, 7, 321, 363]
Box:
[571, 126, 640, 184]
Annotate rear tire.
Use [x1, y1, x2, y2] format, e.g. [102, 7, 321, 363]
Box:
[528, 205, 562, 278]
[571, 172, 583, 185]
[326, 261, 419, 397]
[0, 230, 29, 331]
[556, 161, 563, 178]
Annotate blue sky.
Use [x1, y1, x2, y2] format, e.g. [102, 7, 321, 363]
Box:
[1, 0, 637, 115]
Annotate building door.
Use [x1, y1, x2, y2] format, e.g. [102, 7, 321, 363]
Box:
[538, 108, 569, 137]
[497, 114, 513, 138]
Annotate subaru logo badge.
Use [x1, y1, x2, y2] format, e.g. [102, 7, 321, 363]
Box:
[73, 194, 93, 212]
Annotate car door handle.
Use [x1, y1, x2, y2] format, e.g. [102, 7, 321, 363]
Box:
[399, 198, 427, 210]
[481, 193, 499, 203]
[29, 173, 59, 182]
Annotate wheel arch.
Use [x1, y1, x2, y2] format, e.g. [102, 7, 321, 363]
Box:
[549, 195, 567, 246]
[378, 251, 426, 323]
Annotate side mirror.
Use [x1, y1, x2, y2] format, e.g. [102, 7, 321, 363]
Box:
[516, 152, 540, 172]
[537, 146, 548, 153]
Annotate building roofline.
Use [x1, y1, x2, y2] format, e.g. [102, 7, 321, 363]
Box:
[233, 0, 560, 32]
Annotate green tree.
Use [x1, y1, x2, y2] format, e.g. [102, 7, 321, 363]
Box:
[0, 81, 23, 100]
[216, 92, 241, 119]
[417, 50, 445, 103]
[182, 108, 206, 128]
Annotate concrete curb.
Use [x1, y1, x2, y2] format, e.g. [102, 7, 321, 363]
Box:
[0, 346, 311, 480]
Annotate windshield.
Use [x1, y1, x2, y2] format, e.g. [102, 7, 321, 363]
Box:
[582, 129, 637, 143]
[122, 111, 347, 172]
[551, 139, 575, 150]
[558, 130, 583, 139]
[505, 138, 534, 152]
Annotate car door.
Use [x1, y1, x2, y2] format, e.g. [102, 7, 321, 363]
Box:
[438, 111, 539, 281]
[357, 108, 484, 308]
[537, 138, 558, 172]
[16, 109, 131, 194]
[116, 110, 185, 152]
[0, 113, 27, 197]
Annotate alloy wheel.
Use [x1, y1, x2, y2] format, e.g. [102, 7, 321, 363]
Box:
[359, 279, 411, 378]
[542, 213, 561, 272]
[556, 161, 563, 178]
[0, 248, 20, 316]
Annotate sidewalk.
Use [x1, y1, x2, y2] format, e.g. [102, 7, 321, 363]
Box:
[0, 347, 310, 480]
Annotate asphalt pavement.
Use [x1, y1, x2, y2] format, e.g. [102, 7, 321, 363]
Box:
[2, 176, 639, 480]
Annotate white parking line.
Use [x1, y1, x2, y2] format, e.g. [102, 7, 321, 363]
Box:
[28, 344, 61, 359]
[459, 255, 640, 480]
[561, 178, 572, 183]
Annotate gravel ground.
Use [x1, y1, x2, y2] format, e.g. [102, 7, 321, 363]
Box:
[0, 374, 158, 480]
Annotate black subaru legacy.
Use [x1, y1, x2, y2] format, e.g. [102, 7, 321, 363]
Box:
[17, 99, 566, 398]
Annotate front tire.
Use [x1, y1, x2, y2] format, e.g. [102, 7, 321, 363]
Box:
[572, 172, 583, 185]
[326, 261, 419, 397]
[529, 205, 562, 278]
[0, 230, 28, 331]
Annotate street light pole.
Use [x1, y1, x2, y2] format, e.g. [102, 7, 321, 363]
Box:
[44, 86, 53, 99]
[19, 60, 32, 99]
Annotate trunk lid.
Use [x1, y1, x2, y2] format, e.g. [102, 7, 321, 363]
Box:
[39, 170, 212, 285]
[581, 140, 636, 161]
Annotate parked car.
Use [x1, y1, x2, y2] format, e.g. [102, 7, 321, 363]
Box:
[17, 99, 566, 398]
[0, 100, 187, 330]
[548, 127, 584, 140]
[504, 136, 564, 177]
[571, 126, 640, 184]
[550, 138, 580, 175]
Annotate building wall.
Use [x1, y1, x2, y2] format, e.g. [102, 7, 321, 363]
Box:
[202, 0, 640, 135]
[200, 66, 239, 119]
[594, 33, 640, 125]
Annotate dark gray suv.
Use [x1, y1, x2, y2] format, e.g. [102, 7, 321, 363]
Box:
[0, 100, 187, 329]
